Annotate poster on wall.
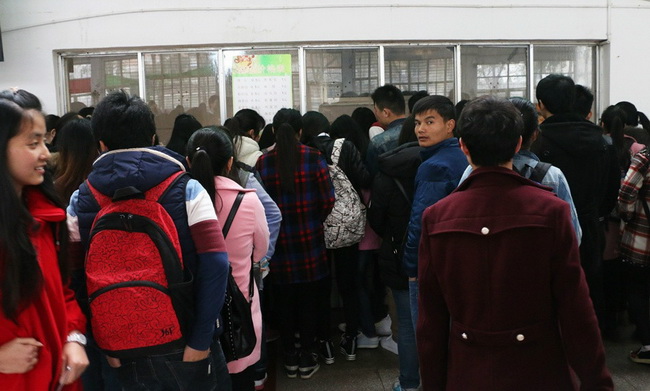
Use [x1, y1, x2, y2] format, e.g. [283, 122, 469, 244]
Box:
[232, 54, 292, 124]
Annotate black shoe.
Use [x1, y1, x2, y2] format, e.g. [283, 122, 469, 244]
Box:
[318, 339, 335, 364]
[284, 351, 298, 378]
[298, 351, 320, 379]
[629, 347, 650, 364]
[340, 333, 357, 361]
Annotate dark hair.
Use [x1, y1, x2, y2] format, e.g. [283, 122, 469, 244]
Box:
[601, 105, 630, 172]
[273, 108, 302, 134]
[52, 112, 83, 149]
[45, 114, 60, 133]
[166, 114, 202, 155]
[274, 120, 300, 194]
[574, 85, 594, 119]
[457, 96, 523, 167]
[408, 91, 430, 113]
[398, 115, 418, 145]
[92, 90, 157, 150]
[258, 123, 275, 150]
[371, 84, 405, 115]
[351, 107, 376, 140]
[455, 99, 469, 117]
[234, 108, 265, 136]
[615, 101, 650, 131]
[0, 96, 69, 320]
[301, 111, 330, 146]
[55, 118, 99, 202]
[330, 114, 368, 159]
[78, 106, 95, 119]
[412, 95, 456, 121]
[508, 97, 539, 149]
[0, 89, 42, 111]
[186, 127, 235, 210]
[535, 74, 576, 115]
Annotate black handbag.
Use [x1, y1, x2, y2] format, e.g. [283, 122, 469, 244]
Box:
[219, 191, 257, 362]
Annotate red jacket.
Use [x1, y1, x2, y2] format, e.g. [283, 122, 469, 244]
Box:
[417, 167, 612, 391]
[0, 188, 86, 391]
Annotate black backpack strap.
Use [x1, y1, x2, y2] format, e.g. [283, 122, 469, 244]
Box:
[529, 162, 552, 183]
[221, 192, 245, 238]
[393, 178, 412, 204]
[220, 191, 255, 300]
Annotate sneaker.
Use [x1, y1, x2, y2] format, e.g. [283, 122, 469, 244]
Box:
[375, 315, 392, 336]
[380, 335, 398, 355]
[254, 373, 267, 390]
[284, 351, 298, 378]
[393, 380, 420, 391]
[340, 333, 357, 361]
[318, 339, 335, 364]
[356, 332, 379, 349]
[298, 351, 320, 379]
[338, 322, 347, 333]
[629, 347, 650, 364]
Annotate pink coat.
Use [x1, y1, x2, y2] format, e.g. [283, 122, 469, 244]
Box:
[214, 176, 269, 374]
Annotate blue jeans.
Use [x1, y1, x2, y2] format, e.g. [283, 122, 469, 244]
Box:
[113, 340, 229, 391]
[392, 288, 420, 389]
[408, 279, 419, 332]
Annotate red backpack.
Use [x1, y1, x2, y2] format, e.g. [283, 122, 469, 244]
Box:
[85, 171, 194, 359]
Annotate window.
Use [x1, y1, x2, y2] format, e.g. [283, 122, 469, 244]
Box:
[461, 46, 528, 100]
[65, 55, 139, 112]
[305, 48, 379, 122]
[385, 46, 455, 102]
[144, 52, 218, 143]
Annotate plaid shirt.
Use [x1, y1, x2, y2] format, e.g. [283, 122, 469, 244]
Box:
[256, 143, 335, 284]
[619, 148, 650, 267]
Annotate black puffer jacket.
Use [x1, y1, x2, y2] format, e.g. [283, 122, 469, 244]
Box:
[368, 142, 422, 290]
[308, 135, 371, 193]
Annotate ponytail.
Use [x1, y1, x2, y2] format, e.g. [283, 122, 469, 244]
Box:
[275, 123, 299, 194]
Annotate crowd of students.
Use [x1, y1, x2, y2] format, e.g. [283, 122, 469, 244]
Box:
[1, 74, 650, 390]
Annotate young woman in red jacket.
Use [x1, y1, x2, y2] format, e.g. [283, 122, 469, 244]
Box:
[0, 90, 88, 390]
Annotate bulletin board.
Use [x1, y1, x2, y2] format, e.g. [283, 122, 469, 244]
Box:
[232, 54, 293, 124]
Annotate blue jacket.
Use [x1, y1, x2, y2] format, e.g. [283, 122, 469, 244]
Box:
[403, 138, 468, 278]
[68, 146, 229, 351]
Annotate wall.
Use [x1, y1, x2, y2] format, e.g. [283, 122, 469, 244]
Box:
[0, 0, 648, 115]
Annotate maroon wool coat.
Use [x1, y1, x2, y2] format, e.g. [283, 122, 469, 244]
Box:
[417, 166, 613, 391]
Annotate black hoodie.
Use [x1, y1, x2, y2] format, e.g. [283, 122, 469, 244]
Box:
[368, 141, 422, 289]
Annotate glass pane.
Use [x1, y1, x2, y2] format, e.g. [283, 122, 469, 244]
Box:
[143, 52, 219, 144]
[384, 46, 455, 108]
[305, 48, 379, 122]
[224, 49, 300, 126]
[533, 45, 596, 101]
[65, 55, 139, 113]
[461, 46, 528, 100]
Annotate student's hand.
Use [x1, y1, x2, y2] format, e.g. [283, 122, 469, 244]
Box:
[106, 356, 121, 368]
[59, 342, 89, 385]
[0, 337, 43, 374]
[183, 346, 210, 362]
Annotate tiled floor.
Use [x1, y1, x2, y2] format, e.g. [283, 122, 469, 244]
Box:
[266, 322, 650, 390]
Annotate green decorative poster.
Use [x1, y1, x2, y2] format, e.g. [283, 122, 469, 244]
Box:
[232, 54, 293, 123]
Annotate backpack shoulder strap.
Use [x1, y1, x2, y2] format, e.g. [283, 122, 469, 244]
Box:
[529, 162, 552, 183]
[222, 191, 245, 238]
[331, 138, 345, 166]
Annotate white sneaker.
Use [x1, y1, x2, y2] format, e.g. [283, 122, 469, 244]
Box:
[356, 332, 379, 349]
[375, 315, 392, 336]
[380, 335, 398, 355]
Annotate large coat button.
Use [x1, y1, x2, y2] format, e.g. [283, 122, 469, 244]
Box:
[516, 334, 525, 342]
[461, 333, 468, 340]
[481, 227, 490, 235]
